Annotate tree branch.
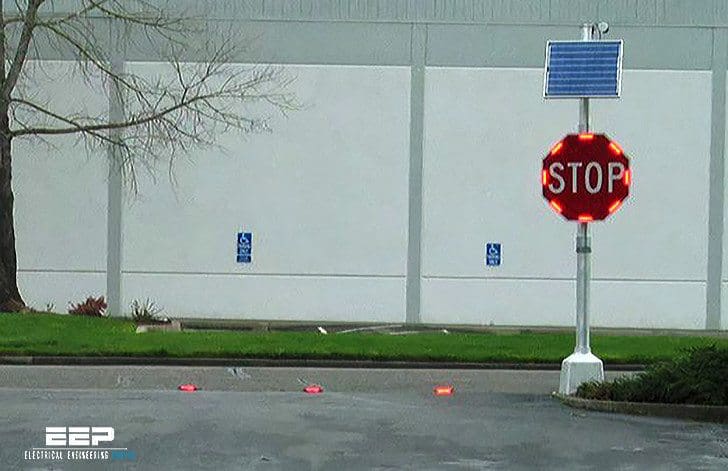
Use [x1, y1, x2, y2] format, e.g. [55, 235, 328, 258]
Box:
[11, 82, 259, 138]
[3, 0, 45, 99]
[7, 1, 296, 191]
[0, 2, 6, 87]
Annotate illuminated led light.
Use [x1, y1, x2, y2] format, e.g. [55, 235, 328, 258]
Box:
[578, 133, 594, 141]
[608, 142, 623, 156]
[549, 200, 563, 213]
[178, 384, 198, 392]
[624, 169, 631, 185]
[542, 169, 548, 185]
[550, 141, 564, 155]
[303, 384, 324, 394]
[608, 200, 622, 213]
[577, 214, 593, 222]
[434, 385, 455, 396]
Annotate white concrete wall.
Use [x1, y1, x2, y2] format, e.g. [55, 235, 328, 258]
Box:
[722, 73, 728, 330]
[121, 64, 411, 320]
[421, 68, 711, 329]
[14, 61, 108, 312]
[13, 61, 716, 329]
[719, 285, 728, 330]
[591, 70, 711, 330]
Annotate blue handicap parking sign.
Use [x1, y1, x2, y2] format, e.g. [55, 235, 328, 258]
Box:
[486, 243, 501, 267]
[237, 232, 252, 263]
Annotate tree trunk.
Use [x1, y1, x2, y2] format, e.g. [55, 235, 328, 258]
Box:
[0, 106, 25, 312]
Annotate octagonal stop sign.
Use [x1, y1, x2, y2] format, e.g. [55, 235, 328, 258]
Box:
[542, 133, 631, 221]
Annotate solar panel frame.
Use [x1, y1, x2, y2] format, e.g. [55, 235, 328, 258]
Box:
[543, 40, 623, 99]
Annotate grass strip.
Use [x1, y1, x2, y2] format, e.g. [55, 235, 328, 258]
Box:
[1, 313, 726, 364]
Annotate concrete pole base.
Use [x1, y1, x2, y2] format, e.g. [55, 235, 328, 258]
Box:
[558, 351, 604, 395]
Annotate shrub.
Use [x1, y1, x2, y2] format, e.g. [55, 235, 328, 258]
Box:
[130, 298, 163, 323]
[576, 345, 728, 406]
[68, 296, 107, 317]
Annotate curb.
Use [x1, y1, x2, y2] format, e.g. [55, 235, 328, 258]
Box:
[555, 394, 728, 424]
[0, 356, 646, 370]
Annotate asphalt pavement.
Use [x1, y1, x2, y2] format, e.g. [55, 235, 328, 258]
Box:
[0, 366, 725, 470]
[0, 365, 575, 394]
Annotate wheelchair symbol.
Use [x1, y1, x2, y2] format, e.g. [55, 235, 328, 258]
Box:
[486, 243, 501, 266]
[237, 232, 252, 264]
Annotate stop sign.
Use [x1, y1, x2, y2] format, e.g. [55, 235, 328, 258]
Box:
[542, 133, 631, 221]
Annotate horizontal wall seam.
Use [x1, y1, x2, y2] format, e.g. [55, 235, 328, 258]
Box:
[19, 269, 106, 274]
[121, 271, 405, 279]
[20, 270, 705, 283]
[422, 276, 707, 283]
[424, 65, 713, 72]
[19, 269, 405, 279]
[204, 18, 728, 29]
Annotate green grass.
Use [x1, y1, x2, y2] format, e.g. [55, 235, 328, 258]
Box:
[1, 313, 727, 363]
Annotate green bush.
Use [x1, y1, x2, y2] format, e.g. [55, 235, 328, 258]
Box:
[577, 345, 728, 406]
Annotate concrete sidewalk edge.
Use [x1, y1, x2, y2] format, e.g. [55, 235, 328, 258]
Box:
[556, 394, 728, 424]
[0, 355, 645, 371]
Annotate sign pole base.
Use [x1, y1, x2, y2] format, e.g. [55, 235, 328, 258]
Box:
[558, 212, 605, 396]
[559, 351, 604, 395]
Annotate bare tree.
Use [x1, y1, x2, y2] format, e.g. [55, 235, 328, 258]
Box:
[0, 0, 295, 311]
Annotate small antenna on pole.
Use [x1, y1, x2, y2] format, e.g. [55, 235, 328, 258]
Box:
[597, 22, 610, 37]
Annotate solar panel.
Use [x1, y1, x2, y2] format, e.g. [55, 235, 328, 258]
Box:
[544, 40, 623, 98]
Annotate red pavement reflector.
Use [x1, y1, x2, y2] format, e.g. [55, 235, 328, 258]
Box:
[434, 385, 454, 396]
[303, 384, 324, 394]
[178, 383, 198, 392]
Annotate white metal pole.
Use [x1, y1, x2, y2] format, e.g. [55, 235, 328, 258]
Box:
[575, 222, 591, 353]
[576, 23, 593, 355]
[558, 23, 605, 395]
